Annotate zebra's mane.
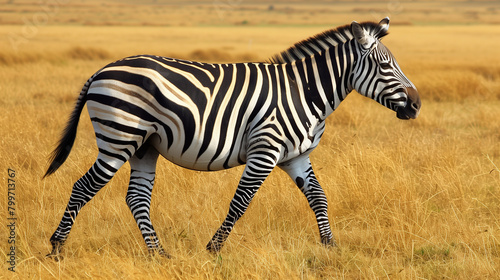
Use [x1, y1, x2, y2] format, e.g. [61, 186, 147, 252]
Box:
[268, 21, 388, 64]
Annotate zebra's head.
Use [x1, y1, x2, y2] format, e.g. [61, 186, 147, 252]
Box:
[350, 18, 421, 120]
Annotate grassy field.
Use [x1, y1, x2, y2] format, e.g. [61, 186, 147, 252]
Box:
[1, 1, 500, 279]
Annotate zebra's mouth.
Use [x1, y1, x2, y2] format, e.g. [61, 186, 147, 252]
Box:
[396, 107, 411, 120]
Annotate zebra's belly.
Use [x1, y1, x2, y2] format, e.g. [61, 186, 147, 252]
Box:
[149, 131, 247, 171]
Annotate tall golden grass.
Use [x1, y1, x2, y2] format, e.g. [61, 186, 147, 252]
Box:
[1, 5, 500, 279]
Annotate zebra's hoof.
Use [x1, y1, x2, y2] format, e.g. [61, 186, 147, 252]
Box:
[46, 253, 64, 262]
[47, 240, 64, 261]
[321, 237, 337, 248]
[206, 240, 222, 253]
[148, 248, 171, 259]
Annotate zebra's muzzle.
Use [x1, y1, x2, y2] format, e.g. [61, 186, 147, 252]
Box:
[396, 87, 421, 120]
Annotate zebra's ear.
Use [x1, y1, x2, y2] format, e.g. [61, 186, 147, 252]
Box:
[379, 17, 390, 33]
[351, 21, 374, 49]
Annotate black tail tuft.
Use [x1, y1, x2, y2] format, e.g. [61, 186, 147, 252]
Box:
[43, 91, 88, 178]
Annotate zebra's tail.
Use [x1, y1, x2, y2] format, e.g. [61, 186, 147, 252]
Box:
[43, 76, 93, 178]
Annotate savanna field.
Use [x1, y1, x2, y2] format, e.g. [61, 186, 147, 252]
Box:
[1, 0, 500, 279]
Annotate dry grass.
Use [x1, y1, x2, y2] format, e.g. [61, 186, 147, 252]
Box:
[1, 0, 500, 26]
[1, 1, 500, 279]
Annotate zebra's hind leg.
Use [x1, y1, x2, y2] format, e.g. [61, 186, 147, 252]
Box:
[126, 145, 168, 257]
[47, 155, 126, 261]
[279, 156, 337, 247]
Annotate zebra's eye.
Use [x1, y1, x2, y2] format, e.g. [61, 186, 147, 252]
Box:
[379, 62, 391, 69]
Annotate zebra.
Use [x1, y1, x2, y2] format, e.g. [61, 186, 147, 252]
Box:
[44, 17, 420, 259]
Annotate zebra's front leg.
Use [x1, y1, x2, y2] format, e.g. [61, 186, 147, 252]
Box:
[126, 146, 167, 257]
[207, 154, 277, 253]
[279, 156, 336, 247]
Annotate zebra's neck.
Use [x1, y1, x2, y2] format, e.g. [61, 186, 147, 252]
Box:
[284, 42, 355, 121]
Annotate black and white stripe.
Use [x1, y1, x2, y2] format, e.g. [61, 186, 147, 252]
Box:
[45, 17, 420, 258]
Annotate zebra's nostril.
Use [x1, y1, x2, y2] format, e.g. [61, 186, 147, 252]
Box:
[411, 102, 419, 111]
